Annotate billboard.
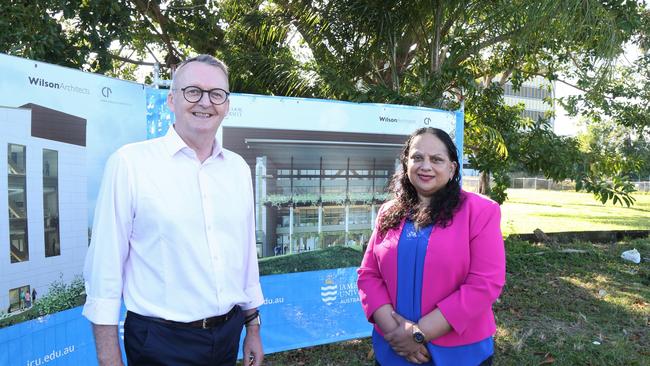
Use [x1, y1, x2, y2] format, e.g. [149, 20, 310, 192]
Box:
[1, 53, 463, 364]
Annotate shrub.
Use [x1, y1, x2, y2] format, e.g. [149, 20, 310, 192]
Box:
[33, 275, 86, 316]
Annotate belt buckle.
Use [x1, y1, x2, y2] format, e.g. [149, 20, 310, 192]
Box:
[202, 318, 208, 329]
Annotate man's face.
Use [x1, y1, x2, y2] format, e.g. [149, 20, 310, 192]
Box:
[167, 62, 230, 138]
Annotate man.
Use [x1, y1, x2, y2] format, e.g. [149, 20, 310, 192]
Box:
[83, 54, 264, 366]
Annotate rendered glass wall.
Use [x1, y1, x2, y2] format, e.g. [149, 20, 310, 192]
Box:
[8, 144, 28, 263]
[43, 149, 60, 257]
[8, 285, 30, 312]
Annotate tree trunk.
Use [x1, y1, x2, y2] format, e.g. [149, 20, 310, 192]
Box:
[478, 171, 491, 195]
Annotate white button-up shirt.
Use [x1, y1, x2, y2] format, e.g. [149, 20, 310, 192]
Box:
[82, 126, 263, 325]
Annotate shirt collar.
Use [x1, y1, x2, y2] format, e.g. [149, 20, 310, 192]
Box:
[163, 125, 223, 160]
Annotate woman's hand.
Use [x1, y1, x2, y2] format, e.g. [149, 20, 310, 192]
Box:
[384, 312, 431, 364]
[405, 344, 431, 364]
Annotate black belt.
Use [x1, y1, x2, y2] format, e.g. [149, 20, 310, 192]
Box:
[127, 306, 239, 329]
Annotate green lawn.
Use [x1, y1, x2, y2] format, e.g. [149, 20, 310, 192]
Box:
[501, 189, 650, 235]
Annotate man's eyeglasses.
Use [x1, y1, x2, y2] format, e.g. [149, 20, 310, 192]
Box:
[179, 86, 230, 105]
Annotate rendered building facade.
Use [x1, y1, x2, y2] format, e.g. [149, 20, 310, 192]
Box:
[0, 104, 87, 313]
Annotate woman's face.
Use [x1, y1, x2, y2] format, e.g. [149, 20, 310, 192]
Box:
[406, 132, 457, 204]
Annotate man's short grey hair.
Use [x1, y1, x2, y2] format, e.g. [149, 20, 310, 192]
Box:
[171, 54, 229, 90]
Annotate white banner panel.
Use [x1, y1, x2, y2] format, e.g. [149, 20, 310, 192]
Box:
[224, 93, 457, 135]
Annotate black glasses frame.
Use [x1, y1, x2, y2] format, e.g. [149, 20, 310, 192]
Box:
[179, 86, 230, 105]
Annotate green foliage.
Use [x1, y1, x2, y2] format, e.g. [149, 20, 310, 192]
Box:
[265, 192, 391, 206]
[578, 175, 637, 207]
[33, 275, 85, 316]
[561, 52, 650, 131]
[0, 0, 135, 74]
[2, 0, 648, 207]
[0, 275, 85, 328]
[258, 245, 363, 275]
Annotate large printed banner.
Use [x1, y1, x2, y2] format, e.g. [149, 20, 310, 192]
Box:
[0, 268, 370, 365]
[1, 53, 464, 365]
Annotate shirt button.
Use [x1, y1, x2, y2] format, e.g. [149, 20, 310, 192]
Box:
[207, 225, 212, 231]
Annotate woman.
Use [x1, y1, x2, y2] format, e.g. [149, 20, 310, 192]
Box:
[357, 127, 505, 366]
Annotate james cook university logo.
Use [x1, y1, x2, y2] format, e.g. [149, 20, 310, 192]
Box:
[320, 275, 338, 306]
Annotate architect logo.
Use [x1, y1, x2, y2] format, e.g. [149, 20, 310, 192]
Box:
[102, 86, 112, 98]
[378, 115, 416, 124]
[321, 275, 338, 306]
[27, 75, 91, 95]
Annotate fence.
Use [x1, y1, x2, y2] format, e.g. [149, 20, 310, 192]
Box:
[462, 176, 650, 193]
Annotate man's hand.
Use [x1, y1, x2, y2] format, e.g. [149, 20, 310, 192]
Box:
[243, 325, 263, 366]
[92, 324, 124, 366]
[384, 312, 430, 364]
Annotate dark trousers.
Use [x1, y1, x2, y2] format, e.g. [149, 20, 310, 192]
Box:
[124, 308, 244, 366]
[375, 355, 493, 366]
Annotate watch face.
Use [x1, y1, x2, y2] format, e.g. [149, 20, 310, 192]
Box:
[413, 330, 425, 344]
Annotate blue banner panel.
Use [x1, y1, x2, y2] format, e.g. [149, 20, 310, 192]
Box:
[0, 267, 372, 365]
[239, 267, 371, 356]
[0, 307, 97, 366]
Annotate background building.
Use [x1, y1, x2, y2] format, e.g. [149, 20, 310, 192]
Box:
[0, 104, 87, 313]
[503, 75, 555, 127]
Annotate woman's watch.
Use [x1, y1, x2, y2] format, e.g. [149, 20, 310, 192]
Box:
[412, 324, 426, 344]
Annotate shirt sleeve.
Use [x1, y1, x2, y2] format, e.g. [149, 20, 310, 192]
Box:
[436, 201, 506, 335]
[241, 165, 264, 310]
[357, 203, 392, 322]
[82, 151, 133, 325]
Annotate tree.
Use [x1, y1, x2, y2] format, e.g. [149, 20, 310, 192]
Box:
[270, 0, 647, 204]
[2, 0, 648, 205]
[0, 0, 310, 94]
[0, 0, 134, 73]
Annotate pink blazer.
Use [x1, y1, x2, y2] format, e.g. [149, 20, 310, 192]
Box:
[357, 190, 506, 347]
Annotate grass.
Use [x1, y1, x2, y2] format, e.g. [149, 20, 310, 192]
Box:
[501, 189, 650, 235]
[262, 236, 650, 366]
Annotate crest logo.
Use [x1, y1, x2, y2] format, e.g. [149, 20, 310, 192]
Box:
[320, 275, 338, 306]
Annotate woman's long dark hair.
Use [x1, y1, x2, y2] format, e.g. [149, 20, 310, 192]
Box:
[378, 127, 463, 234]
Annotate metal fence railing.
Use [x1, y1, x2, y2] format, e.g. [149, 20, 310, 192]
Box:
[462, 176, 650, 193]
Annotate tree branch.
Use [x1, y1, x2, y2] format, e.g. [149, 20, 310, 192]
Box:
[455, 30, 519, 66]
[129, 0, 181, 65]
[109, 54, 156, 66]
[432, 0, 443, 73]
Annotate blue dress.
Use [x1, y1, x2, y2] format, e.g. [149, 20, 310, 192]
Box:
[372, 220, 493, 366]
